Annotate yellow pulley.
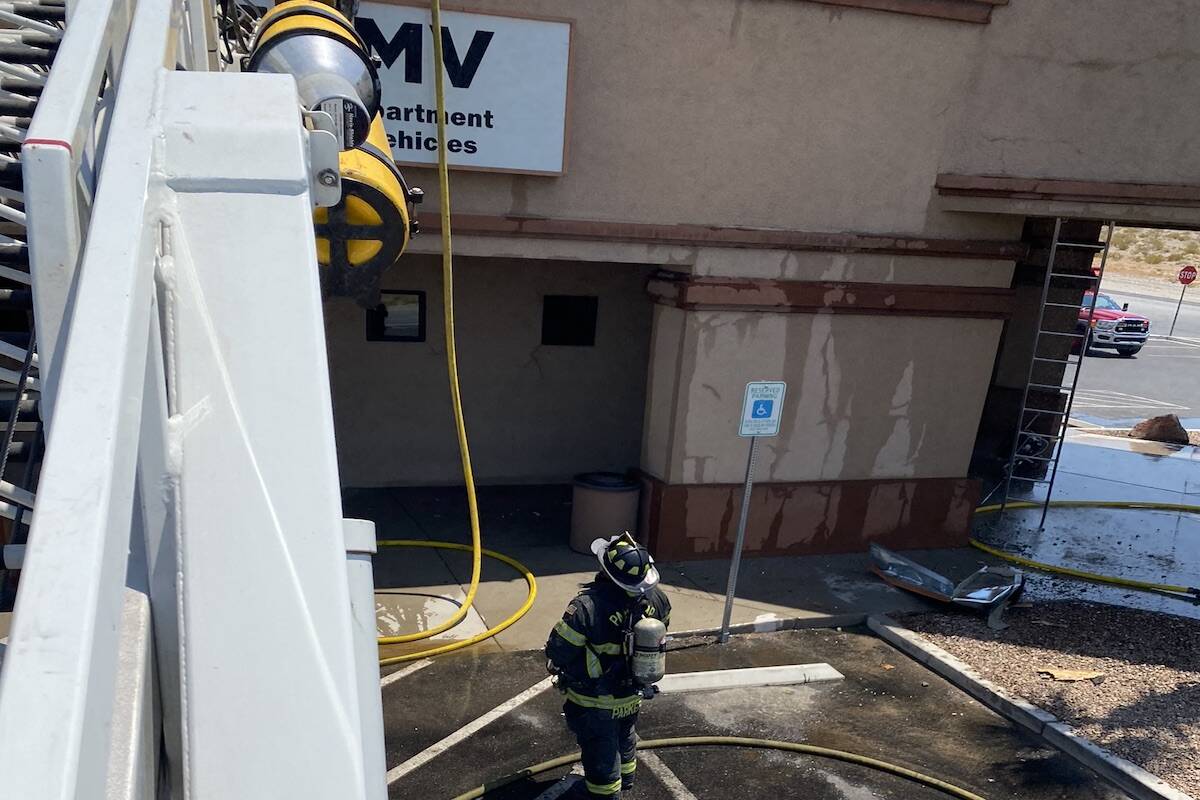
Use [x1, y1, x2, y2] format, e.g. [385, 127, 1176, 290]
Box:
[314, 115, 421, 305]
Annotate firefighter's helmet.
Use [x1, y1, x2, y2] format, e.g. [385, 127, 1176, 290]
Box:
[590, 532, 660, 595]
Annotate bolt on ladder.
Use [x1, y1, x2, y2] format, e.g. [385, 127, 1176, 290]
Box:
[997, 217, 1113, 529]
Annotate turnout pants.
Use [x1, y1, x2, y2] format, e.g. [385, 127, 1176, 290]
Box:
[564, 701, 638, 796]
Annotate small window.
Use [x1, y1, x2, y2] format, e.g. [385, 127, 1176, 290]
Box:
[541, 295, 597, 346]
[366, 290, 426, 342]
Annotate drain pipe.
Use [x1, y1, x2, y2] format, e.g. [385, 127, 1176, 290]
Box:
[344, 518, 386, 800]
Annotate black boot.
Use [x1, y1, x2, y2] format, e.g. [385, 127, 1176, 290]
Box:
[559, 778, 593, 799]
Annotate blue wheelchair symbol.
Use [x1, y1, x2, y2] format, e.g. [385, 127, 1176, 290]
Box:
[752, 399, 773, 418]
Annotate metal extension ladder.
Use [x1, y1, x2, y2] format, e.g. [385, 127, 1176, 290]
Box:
[0, 0, 61, 604]
[997, 217, 1114, 528]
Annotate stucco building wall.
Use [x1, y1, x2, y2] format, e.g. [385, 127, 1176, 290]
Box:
[325, 255, 655, 486]
[332, 0, 1200, 557]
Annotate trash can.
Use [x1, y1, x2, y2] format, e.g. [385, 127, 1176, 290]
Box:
[570, 472, 640, 554]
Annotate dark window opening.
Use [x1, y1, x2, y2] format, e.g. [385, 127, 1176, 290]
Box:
[541, 295, 598, 346]
[366, 290, 426, 342]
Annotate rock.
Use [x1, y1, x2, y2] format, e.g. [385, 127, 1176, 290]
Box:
[1129, 414, 1189, 445]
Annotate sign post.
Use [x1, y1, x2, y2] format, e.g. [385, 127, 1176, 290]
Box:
[1170, 265, 1196, 338]
[718, 381, 787, 644]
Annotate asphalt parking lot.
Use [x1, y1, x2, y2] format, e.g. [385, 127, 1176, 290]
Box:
[1075, 287, 1200, 426]
[382, 627, 1121, 799]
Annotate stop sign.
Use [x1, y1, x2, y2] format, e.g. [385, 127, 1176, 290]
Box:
[1180, 265, 1198, 285]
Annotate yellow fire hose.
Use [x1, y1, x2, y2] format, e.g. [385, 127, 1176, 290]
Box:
[376, 542, 537, 665]
[449, 737, 988, 800]
[373, 0, 536, 666]
[972, 501, 1200, 599]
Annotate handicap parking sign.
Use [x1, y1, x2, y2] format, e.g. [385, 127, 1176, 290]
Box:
[740, 382, 786, 437]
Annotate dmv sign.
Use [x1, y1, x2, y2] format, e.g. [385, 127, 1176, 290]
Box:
[355, 4, 571, 174]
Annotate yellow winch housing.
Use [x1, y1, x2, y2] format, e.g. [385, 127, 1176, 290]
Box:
[250, 1, 420, 305]
[247, 0, 380, 149]
[314, 115, 421, 305]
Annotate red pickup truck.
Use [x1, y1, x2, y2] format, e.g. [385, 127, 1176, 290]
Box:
[1076, 292, 1150, 357]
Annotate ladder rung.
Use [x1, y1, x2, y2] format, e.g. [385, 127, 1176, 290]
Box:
[0, 97, 35, 117]
[1006, 477, 1053, 485]
[1048, 272, 1100, 281]
[0, 46, 55, 66]
[1044, 302, 1084, 309]
[0, 289, 32, 310]
[1018, 427, 1063, 439]
[1027, 383, 1066, 391]
[0, 161, 22, 190]
[1033, 356, 1079, 366]
[1015, 453, 1058, 464]
[1055, 242, 1107, 250]
[1023, 407, 1066, 416]
[1038, 330, 1087, 339]
[11, 3, 66, 22]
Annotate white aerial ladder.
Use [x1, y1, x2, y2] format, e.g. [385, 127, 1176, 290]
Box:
[0, 1, 392, 798]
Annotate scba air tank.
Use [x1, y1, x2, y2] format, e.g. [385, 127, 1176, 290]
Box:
[630, 617, 667, 686]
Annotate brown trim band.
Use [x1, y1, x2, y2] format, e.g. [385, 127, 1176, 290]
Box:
[646, 275, 1016, 319]
[637, 472, 979, 560]
[803, 0, 1005, 25]
[937, 173, 1200, 209]
[417, 212, 1027, 261]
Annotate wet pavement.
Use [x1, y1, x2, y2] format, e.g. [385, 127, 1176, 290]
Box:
[353, 427, 1200, 661]
[1075, 280, 1200, 424]
[382, 627, 1121, 799]
[977, 431, 1200, 619]
[348, 485, 998, 659]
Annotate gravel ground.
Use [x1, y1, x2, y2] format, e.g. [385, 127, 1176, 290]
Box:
[900, 602, 1200, 797]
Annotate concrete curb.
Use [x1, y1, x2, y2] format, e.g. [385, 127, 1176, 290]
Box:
[674, 613, 867, 641]
[868, 614, 1195, 800]
[658, 662, 844, 694]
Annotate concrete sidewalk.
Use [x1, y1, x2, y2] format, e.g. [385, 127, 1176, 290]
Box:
[347, 484, 992, 661]
[977, 429, 1200, 619]
[354, 428, 1200, 662]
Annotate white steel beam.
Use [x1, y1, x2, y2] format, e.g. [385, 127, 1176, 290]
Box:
[157, 70, 366, 799]
[0, 0, 175, 796]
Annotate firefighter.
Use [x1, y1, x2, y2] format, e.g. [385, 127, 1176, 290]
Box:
[545, 532, 671, 798]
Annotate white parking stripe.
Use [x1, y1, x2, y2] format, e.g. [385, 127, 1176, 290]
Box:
[380, 658, 433, 688]
[386, 676, 555, 784]
[1071, 389, 1185, 410]
[641, 751, 700, 800]
[1088, 389, 1181, 404]
[1150, 337, 1200, 347]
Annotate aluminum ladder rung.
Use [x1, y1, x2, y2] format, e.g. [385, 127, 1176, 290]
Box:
[1038, 330, 1087, 339]
[1027, 382, 1067, 392]
[1017, 428, 1063, 441]
[1043, 301, 1084, 309]
[1055, 241, 1107, 250]
[1033, 356, 1080, 366]
[1048, 272, 1101, 281]
[1008, 477, 1053, 485]
[1022, 407, 1067, 416]
[1014, 453, 1059, 464]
